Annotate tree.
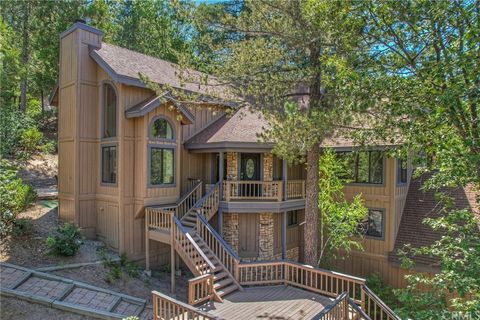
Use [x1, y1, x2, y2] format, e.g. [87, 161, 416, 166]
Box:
[317, 148, 368, 267]
[183, 0, 365, 266]
[351, 0, 480, 315]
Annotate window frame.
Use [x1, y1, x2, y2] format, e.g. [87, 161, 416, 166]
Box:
[101, 81, 118, 141]
[100, 143, 118, 186]
[397, 157, 408, 185]
[148, 115, 176, 142]
[287, 210, 299, 227]
[337, 150, 385, 186]
[359, 208, 385, 240]
[148, 144, 176, 188]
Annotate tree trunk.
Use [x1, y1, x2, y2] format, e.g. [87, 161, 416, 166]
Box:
[304, 142, 320, 266]
[19, 1, 30, 112]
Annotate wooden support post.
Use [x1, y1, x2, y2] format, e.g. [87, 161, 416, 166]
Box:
[219, 152, 224, 200]
[145, 212, 150, 273]
[282, 159, 288, 201]
[171, 244, 175, 293]
[218, 208, 223, 236]
[282, 211, 287, 260]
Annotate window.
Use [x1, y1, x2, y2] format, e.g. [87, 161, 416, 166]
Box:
[397, 157, 407, 184]
[287, 210, 298, 227]
[150, 117, 174, 140]
[337, 151, 384, 184]
[102, 83, 116, 138]
[101, 146, 117, 184]
[358, 209, 384, 239]
[150, 147, 174, 185]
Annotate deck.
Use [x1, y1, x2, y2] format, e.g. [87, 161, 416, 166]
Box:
[198, 285, 332, 319]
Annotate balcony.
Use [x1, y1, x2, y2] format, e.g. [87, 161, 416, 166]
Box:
[222, 180, 305, 202]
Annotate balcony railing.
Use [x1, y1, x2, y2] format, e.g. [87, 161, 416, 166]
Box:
[222, 180, 305, 201]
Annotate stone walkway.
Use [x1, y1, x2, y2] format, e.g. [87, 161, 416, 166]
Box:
[0, 263, 152, 320]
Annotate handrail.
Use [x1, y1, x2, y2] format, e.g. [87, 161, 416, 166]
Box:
[197, 213, 240, 260]
[193, 181, 220, 210]
[173, 216, 216, 274]
[177, 179, 202, 205]
[188, 274, 214, 305]
[362, 285, 401, 320]
[313, 291, 372, 320]
[152, 290, 220, 320]
[194, 182, 220, 221]
[153, 180, 202, 219]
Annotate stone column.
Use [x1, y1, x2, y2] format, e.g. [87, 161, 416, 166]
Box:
[223, 213, 239, 252]
[263, 153, 273, 181]
[226, 152, 238, 180]
[259, 212, 274, 260]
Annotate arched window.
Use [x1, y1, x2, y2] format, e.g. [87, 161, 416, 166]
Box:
[103, 83, 117, 138]
[150, 117, 174, 140]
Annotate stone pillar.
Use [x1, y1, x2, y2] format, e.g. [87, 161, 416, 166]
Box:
[223, 213, 239, 252]
[259, 212, 274, 260]
[263, 153, 273, 181]
[226, 152, 238, 180]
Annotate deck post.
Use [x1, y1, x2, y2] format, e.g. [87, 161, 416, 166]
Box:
[282, 159, 288, 200]
[219, 152, 224, 200]
[282, 211, 287, 259]
[145, 210, 150, 274]
[218, 208, 224, 236]
[171, 244, 176, 293]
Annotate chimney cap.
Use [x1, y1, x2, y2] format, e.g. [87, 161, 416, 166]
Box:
[60, 20, 103, 39]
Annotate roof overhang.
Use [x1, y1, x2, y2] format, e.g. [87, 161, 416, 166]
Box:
[125, 94, 195, 125]
[184, 141, 274, 153]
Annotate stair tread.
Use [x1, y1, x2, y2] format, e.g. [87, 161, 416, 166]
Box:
[216, 284, 239, 297]
[214, 278, 233, 289]
[213, 271, 228, 280]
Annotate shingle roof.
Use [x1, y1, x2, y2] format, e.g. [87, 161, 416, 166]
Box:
[185, 107, 273, 149]
[90, 42, 232, 99]
[388, 173, 477, 268]
[124, 94, 194, 124]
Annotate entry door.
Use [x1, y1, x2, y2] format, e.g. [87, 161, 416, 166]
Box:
[239, 213, 259, 258]
[240, 153, 261, 197]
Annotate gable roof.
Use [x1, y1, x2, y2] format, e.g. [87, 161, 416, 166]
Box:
[185, 106, 273, 151]
[90, 43, 232, 100]
[388, 173, 478, 269]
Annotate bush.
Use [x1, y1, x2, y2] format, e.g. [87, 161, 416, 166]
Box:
[46, 223, 84, 256]
[12, 218, 33, 237]
[19, 127, 43, 158]
[0, 160, 36, 237]
[0, 104, 26, 157]
[100, 249, 139, 283]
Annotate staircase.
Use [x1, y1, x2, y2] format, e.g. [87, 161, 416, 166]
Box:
[147, 181, 241, 302]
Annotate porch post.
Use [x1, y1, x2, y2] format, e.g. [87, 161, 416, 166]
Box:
[282, 159, 288, 201]
[282, 211, 287, 259]
[218, 208, 224, 236]
[219, 152, 224, 199]
[145, 216, 150, 274]
[171, 244, 175, 293]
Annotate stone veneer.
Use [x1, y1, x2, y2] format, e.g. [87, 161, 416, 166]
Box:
[263, 153, 273, 181]
[226, 152, 238, 180]
[223, 213, 239, 252]
[258, 212, 274, 260]
[273, 247, 300, 261]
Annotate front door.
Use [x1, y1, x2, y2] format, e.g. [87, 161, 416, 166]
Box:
[240, 153, 261, 197]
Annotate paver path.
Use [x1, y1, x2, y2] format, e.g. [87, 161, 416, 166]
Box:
[0, 263, 152, 320]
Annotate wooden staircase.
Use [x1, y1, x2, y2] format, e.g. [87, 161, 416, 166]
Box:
[147, 181, 241, 302]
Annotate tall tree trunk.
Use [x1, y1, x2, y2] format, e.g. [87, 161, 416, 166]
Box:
[304, 142, 320, 266]
[19, 1, 30, 112]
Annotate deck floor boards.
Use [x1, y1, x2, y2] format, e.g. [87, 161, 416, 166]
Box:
[198, 285, 332, 319]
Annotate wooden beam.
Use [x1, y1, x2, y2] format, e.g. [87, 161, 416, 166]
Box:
[219, 152, 224, 199]
[218, 208, 224, 236]
[282, 211, 287, 259]
[282, 159, 288, 201]
[171, 244, 176, 293]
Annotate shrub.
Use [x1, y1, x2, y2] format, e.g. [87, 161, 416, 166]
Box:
[12, 218, 33, 237]
[0, 104, 26, 157]
[19, 127, 43, 158]
[0, 160, 36, 237]
[46, 223, 84, 256]
[100, 249, 140, 283]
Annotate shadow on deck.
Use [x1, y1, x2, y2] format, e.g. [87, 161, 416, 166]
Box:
[198, 285, 332, 320]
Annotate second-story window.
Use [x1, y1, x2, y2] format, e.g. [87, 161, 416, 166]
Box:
[103, 83, 116, 138]
[150, 117, 174, 140]
[150, 147, 174, 185]
[101, 145, 117, 184]
[337, 151, 384, 184]
[357, 208, 384, 239]
[397, 157, 407, 184]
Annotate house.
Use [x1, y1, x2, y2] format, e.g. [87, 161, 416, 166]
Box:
[51, 21, 476, 319]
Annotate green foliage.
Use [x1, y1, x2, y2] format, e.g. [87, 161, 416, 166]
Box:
[365, 273, 398, 309]
[45, 223, 83, 256]
[19, 127, 43, 159]
[0, 160, 36, 237]
[12, 218, 34, 237]
[317, 148, 368, 267]
[100, 249, 139, 283]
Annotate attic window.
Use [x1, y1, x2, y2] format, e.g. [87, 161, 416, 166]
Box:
[150, 117, 174, 140]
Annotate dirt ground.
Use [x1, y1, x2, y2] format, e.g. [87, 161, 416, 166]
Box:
[17, 154, 58, 190]
[53, 264, 190, 304]
[0, 202, 115, 268]
[0, 296, 96, 320]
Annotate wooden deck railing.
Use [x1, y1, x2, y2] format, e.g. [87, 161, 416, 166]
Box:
[223, 180, 283, 201]
[153, 290, 221, 320]
[361, 285, 401, 320]
[188, 274, 215, 305]
[286, 179, 306, 199]
[173, 216, 216, 276]
[196, 213, 241, 279]
[194, 182, 220, 221]
[146, 208, 173, 233]
[237, 261, 365, 303]
[313, 291, 371, 320]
